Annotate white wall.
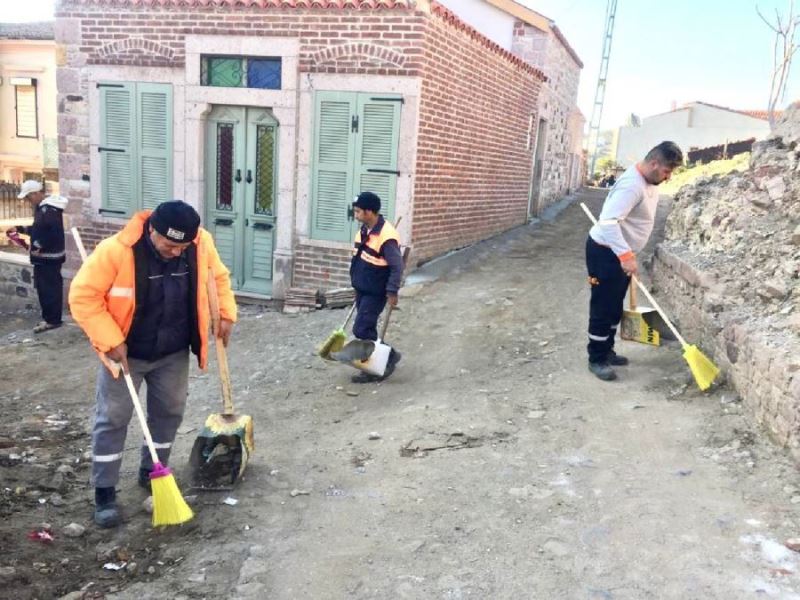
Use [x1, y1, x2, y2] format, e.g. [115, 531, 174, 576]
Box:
[436, 0, 515, 50]
[616, 104, 771, 167]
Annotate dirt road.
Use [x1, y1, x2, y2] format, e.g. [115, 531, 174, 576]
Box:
[2, 188, 800, 599]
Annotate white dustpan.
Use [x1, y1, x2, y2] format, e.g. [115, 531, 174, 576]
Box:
[351, 304, 395, 377]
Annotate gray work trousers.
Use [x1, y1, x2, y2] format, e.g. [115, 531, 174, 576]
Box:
[91, 349, 189, 488]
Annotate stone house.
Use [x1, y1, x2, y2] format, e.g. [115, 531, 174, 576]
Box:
[0, 22, 59, 183]
[54, 0, 550, 300]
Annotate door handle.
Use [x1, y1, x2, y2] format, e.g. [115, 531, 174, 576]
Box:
[245, 170, 253, 184]
[252, 222, 273, 231]
[234, 169, 242, 183]
[347, 205, 354, 221]
[214, 218, 234, 226]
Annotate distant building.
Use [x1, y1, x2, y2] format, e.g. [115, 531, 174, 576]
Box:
[0, 22, 58, 183]
[615, 101, 771, 167]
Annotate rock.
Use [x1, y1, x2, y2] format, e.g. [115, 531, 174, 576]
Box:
[346, 390, 359, 397]
[290, 489, 310, 497]
[791, 495, 800, 504]
[58, 592, 85, 600]
[126, 562, 138, 575]
[49, 493, 65, 506]
[786, 538, 800, 553]
[187, 572, 206, 583]
[765, 176, 787, 201]
[368, 432, 381, 440]
[41, 472, 65, 492]
[542, 539, 570, 557]
[147, 565, 156, 575]
[751, 193, 772, 209]
[63, 523, 86, 538]
[792, 225, 800, 245]
[0, 566, 15, 581]
[527, 410, 546, 419]
[143, 496, 153, 514]
[758, 280, 789, 300]
[55, 465, 74, 476]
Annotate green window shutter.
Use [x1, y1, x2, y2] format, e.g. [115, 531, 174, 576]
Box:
[99, 82, 136, 214]
[137, 83, 173, 210]
[310, 91, 356, 242]
[354, 95, 401, 223]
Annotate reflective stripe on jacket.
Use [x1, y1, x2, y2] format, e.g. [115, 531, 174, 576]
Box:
[68, 211, 237, 369]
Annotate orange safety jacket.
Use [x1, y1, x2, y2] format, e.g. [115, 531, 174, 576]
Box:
[350, 217, 401, 296]
[68, 211, 237, 370]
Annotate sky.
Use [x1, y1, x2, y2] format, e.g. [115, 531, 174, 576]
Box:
[2, 0, 797, 130]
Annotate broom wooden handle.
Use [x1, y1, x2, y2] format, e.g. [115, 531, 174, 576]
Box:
[123, 370, 160, 465]
[72, 227, 122, 379]
[579, 202, 687, 347]
[341, 301, 357, 329]
[629, 281, 637, 310]
[207, 269, 235, 415]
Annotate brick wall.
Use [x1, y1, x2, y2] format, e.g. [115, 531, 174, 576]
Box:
[293, 244, 352, 290]
[411, 5, 544, 262]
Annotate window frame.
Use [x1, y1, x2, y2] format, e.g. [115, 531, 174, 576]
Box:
[200, 55, 282, 90]
[14, 79, 38, 139]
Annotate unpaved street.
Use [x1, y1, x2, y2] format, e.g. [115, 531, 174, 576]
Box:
[3, 188, 800, 599]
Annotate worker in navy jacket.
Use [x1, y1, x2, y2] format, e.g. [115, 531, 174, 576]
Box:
[6, 180, 67, 333]
[348, 191, 403, 383]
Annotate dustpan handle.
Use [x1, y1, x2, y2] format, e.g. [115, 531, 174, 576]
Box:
[207, 268, 235, 415]
[579, 202, 687, 348]
[379, 304, 394, 341]
[628, 280, 637, 310]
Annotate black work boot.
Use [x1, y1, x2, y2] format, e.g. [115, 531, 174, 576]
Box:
[94, 487, 121, 528]
[607, 351, 629, 366]
[138, 466, 152, 491]
[588, 361, 617, 381]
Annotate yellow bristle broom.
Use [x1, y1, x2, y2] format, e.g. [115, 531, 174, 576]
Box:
[122, 370, 193, 525]
[579, 203, 720, 391]
[72, 227, 192, 525]
[318, 301, 357, 360]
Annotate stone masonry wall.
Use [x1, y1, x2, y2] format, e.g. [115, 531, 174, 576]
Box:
[651, 106, 800, 458]
[0, 257, 37, 311]
[511, 20, 581, 213]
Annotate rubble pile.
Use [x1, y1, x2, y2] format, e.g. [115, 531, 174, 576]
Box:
[664, 107, 800, 327]
[652, 105, 800, 455]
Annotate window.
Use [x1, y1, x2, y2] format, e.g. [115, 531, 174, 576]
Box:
[97, 81, 173, 216]
[201, 56, 281, 90]
[12, 77, 38, 138]
[310, 92, 402, 242]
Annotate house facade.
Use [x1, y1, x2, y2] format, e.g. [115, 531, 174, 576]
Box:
[0, 22, 59, 183]
[54, 0, 546, 300]
[438, 0, 585, 215]
[615, 102, 772, 168]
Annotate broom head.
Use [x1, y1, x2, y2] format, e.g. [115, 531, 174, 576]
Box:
[150, 462, 194, 526]
[318, 328, 347, 360]
[683, 344, 720, 391]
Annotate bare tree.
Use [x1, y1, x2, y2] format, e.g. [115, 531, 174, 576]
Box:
[758, 0, 800, 130]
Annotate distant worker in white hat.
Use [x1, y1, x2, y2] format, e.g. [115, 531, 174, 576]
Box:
[6, 180, 68, 333]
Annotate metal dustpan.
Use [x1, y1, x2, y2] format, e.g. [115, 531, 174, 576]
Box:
[621, 284, 660, 346]
[189, 270, 254, 489]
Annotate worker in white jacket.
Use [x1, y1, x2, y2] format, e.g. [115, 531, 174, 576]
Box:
[585, 141, 683, 381]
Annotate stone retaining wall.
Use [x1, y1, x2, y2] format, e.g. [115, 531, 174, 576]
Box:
[652, 244, 800, 458]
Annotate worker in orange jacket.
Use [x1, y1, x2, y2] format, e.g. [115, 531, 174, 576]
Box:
[69, 200, 237, 528]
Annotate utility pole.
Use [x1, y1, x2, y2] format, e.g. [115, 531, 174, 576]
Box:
[587, 0, 618, 178]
